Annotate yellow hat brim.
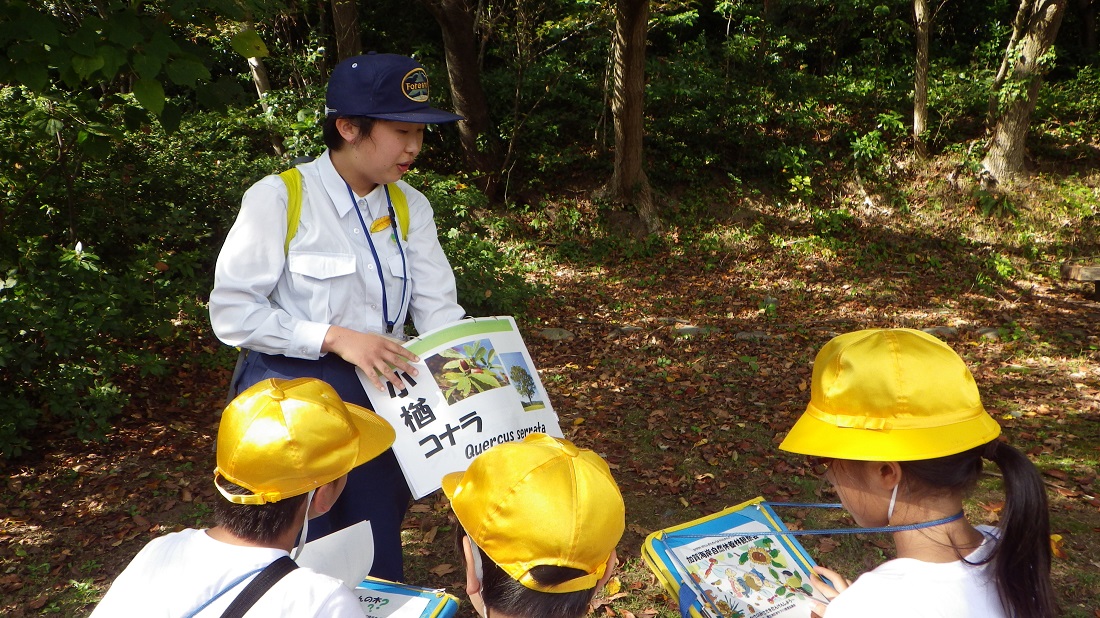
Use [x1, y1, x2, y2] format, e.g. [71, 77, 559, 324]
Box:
[345, 401, 396, 469]
[779, 402, 1002, 461]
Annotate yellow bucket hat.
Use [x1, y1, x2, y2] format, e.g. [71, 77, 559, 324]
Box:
[214, 377, 396, 505]
[442, 433, 625, 594]
[779, 328, 1001, 461]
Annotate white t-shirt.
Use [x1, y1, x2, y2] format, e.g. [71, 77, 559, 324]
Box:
[90, 528, 363, 617]
[824, 526, 1004, 618]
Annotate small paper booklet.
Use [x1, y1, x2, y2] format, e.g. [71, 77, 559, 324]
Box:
[642, 497, 828, 618]
[355, 577, 460, 618]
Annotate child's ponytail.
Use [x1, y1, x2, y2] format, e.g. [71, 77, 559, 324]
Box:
[981, 440, 1058, 618]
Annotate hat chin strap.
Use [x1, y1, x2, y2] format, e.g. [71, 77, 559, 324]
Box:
[887, 483, 899, 523]
[292, 489, 316, 561]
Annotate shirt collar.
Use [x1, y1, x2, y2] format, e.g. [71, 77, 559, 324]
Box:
[318, 150, 356, 217]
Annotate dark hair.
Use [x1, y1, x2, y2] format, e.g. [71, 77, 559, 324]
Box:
[213, 481, 309, 545]
[454, 527, 597, 618]
[323, 116, 377, 151]
[900, 440, 1057, 618]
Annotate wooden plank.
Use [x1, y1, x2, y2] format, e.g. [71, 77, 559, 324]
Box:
[1061, 263, 1100, 281]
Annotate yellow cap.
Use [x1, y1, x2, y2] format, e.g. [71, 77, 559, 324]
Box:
[779, 328, 1001, 461]
[442, 434, 625, 593]
[214, 378, 396, 504]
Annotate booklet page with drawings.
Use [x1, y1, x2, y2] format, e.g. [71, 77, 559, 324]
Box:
[355, 577, 459, 618]
[642, 497, 828, 618]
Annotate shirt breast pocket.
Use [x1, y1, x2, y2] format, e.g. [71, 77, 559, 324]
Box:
[386, 252, 408, 280]
[287, 252, 357, 320]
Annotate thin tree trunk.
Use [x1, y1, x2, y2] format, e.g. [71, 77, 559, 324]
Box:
[982, 0, 1068, 184]
[421, 0, 501, 197]
[1081, 0, 1098, 55]
[602, 0, 660, 234]
[248, 56, 285, 156]
[913, 0, 930, 159]
[248, 56, 272, 113]
[987, 0, 1036, 128]
[330, 0, 362, 61]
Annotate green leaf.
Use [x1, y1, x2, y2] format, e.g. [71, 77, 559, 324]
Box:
[67, 26, 98, 57]
[165, 58, 210, 87]
[230, 28, 268, 58]
[44, 118, 64, 136]
[97, 45, 127, 81]
[132, 53, 162, 80]
[72, 54, 106, 80]
[106, 12, 143, 47]
[12, 62, 47, 92]
[158, 103, 182, 134]
[122, 105, 150, 131]
[20, 8, 59, 46]
[132, 78, 165, 115]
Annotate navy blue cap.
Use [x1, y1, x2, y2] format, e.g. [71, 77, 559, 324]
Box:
[325, 53, 463, 124]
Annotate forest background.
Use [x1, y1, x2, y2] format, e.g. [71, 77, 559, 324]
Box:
[1, 0, 1098, 616]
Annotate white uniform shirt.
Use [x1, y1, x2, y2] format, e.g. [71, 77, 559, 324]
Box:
[823, 526, 1004, 618]
[89, 528, 363, 617]
[209, 150, 465, 359]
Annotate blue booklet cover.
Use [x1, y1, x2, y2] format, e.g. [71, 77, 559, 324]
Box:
[642, 497, 827, 618]
[355, 577, 460, 618]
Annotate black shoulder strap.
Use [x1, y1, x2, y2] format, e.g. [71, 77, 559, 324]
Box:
[219, 556, 299, 618]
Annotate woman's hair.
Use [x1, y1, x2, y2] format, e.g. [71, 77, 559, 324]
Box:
[323, 115, 376, 151]
[213, 480, 308, 544]
[454, 528, 597, 618]
[900, 440, 1057, 618]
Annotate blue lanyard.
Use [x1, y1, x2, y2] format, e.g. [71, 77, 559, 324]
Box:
[664, 502, 966, 540]
[347, 184, 408, 334]
[660, 502, 966, 618]
[182, 566, 264, 618]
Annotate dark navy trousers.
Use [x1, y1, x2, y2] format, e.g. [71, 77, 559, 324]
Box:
[232, 350, 410, 582]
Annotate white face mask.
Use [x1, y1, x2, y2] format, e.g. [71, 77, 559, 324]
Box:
[887, 483, 899, 522]
[468, 536, 485, 585]
[292, 489, 316, 560]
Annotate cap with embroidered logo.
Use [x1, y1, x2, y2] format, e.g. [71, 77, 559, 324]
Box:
[325, 52, 463, 123]
[214, 377, 396, 505]
[442, 433, 625, 594]
[779, 328, 1002, 462]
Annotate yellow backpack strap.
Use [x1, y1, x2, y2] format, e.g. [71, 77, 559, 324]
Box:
[385, 183, 410, 241]
[279, 168, 303, 254]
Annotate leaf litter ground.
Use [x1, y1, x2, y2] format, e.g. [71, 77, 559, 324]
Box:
[2, 186, 1099, 617]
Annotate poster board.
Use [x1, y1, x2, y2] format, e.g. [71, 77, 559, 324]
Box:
[361, 316, 563, 498]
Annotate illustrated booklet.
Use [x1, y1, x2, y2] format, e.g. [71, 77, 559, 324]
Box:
[355, 577, 459, 618]
[360, 316, 563, 498]
[642, 497, 828, 618]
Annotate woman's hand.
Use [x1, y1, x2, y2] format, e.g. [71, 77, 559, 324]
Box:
[808, 565, 851, 618]
[323, 325, 420, 392]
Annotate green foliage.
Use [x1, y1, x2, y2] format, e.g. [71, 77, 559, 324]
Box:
[436, 341, 507, 405]
[418, 172, 545, 317]
[0, 242, 143, 457]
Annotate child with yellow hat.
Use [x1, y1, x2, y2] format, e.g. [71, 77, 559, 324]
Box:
[442, 433, 626, 618]
[779, 328, 1056, 618]
[91, 378, 396, 617]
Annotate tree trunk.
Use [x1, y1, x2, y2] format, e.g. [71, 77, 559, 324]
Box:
[330, 0, 362, 61]
[1080, 0, 1098, 56]
[248, 56, 272, 112]
[982, 0, 1068, 185]
[420, 0, 502, 198]
[987, 0, 1034, 126]
[248, 56, 285, 156]
[913, 0, 930, 160]
[601, 0, 660, 235]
